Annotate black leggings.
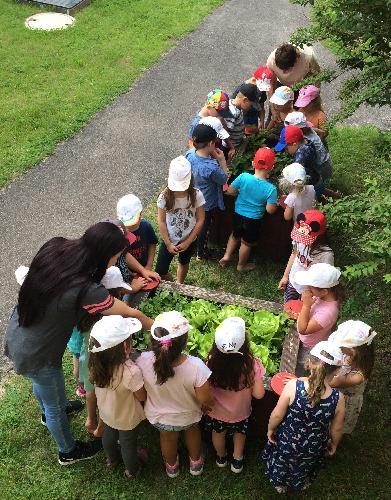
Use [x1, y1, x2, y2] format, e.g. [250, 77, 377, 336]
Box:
[197, 209, 214, 257]
[102, 423, 140, 475]
[155, 241, 196, 276]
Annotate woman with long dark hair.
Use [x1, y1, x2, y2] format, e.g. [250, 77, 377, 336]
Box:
[4, 222, 153, 466]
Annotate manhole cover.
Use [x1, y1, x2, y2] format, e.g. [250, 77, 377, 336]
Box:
[25, 12, 75, 30]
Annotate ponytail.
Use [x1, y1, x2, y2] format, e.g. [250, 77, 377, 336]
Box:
[151, 327, 188, 384]
[307, 355, 338, 406]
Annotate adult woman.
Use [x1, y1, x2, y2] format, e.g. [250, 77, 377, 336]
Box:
[4, 222, 153, 465]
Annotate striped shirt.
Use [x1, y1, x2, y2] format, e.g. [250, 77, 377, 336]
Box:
[224, 100, 245, 148]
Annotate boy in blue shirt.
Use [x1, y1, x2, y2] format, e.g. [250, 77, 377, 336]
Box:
[219, 148, 277, 271]
[186, 124, 230, 260]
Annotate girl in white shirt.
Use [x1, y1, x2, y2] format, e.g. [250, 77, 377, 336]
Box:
[280, 162, 315, 222]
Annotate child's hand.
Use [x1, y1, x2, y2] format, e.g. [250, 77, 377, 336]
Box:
[211, 148, 225, 162]
[278, 276, 288, 290]
[131, 277, 148, 292]
[167, 243, 179, 255]
[227, 147, 236, 160]
[176, 240, 190, 252]
[301, 290, 315, 307]
[326, 440, 337, 457]
[267, 429, 277, 445]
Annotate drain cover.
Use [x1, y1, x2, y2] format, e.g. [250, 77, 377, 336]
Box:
[25, 12, 75, 30]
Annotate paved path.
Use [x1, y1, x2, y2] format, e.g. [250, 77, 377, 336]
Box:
[0, 0, 389, 376]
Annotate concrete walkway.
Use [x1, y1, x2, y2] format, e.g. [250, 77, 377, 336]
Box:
[0, 0, 389, 376]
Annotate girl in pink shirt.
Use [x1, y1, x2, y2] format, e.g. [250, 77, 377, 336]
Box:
[136, 311, 213, 479]
[205, 317, 265, 474]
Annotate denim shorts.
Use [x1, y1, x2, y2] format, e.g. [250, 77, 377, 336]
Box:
[153, 422, 196, 432]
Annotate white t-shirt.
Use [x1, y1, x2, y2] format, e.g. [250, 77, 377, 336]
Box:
[157, 189, 205, 245]
[136, 351, 211, 426]
[285, 185, 316, 221]
[289, 243, 334, 294]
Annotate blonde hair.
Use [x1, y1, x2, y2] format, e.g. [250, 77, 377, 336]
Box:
[307, 355, 339, 406]
[279, 177, 306, 194]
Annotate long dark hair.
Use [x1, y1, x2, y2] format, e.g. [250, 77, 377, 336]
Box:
[207, 337, 255, 391]
[18, 222, 127, 327]
[163, 176, 197, 211]
[151, 327, 188, 384]
[351, 343, 375, 380]
[89, 337, 130, 388]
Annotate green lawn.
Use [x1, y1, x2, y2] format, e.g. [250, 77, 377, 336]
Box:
[1, 126, 390, 498]
[0, 0, 223, 187]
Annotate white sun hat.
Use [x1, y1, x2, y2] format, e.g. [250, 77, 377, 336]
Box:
[151, 311, 191, 343]
[101, 266, 132, 291]
[89, 315, 142, 353]
[15, 266, 29, 285]
[199, 116, 230, 140]
[168, 156, 192, 191]
[215, 317, 246, 355]
[310, 341, 343, 366]
[294, 263, 341, 289]
[282, 163, 307, 184]
[284, 111, 311, 128]
[328, 320, 377, 348]
[116, 194, 143, 226]
[270, 86, 294, 105]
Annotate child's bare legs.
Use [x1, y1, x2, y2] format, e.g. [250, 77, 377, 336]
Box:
[159, 430, 180, 466]
[184, 424, 202, 461]
[212, 430, 227, 458]
[219, 234, 240, 267]
[176, 263, 189, 284]
[237, 242, 256, 271]
[85, 390, 98, 433]
[72, 355, 79, 383]
[232, 432, 246, 459]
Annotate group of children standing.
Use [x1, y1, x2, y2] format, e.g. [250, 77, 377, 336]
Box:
[16, 44, 378, 493]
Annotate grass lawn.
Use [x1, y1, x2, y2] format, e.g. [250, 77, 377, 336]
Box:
[1, 126, 390, 498]
[0, 0, 223, 187]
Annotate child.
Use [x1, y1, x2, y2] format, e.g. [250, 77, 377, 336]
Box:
[117, 194, 158, 271]
[263, 340, 345, 493]
[329, 320, 376, 434]
[188, 89, 234, 158]
[186, 124, 230, 260]
[67, 329, 86, 397]
[279, 163, 315, 221]
[205, 317, 265, 473]
[267, 86, 294, 130]
[274, 125, 324, 200]
[156, 156, 205, 283]
[295, 85, 328, 138]
[219, 147, 277, 271]
[278, 209, 334, 302]
[294, 263, 344, 375]
[89, 315, 147, 479]
[136, 311, 214, 478]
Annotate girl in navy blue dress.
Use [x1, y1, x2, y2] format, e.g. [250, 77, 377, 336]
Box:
[262, 341, 345, 493]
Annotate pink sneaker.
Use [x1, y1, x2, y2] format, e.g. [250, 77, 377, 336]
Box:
[189, 455, 204, 476]
[76, 384, 86, 398]
[165, 457, 179, 478]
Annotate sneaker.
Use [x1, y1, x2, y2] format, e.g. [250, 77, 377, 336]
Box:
[165, 457, 180, 478]
[215, 455, 227, 468]
[41, 400, 85, 426]
[275, 485, 287, 494]
[230, 457, 244, 474]
[58, 439, 102, 465]
[189, 455, 204, 476]
[76, 384, 86, 398]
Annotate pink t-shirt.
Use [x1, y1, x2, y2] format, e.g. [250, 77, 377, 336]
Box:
[298, 297, 339, 348]
[208, 358, 265, 423]
[95, 359, 145, 431]
[136, 351, 211, 426]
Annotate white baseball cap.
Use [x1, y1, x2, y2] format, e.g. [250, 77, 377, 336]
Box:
[101, 266, 132, 291]
[151, 311, 191, 342]
[117, 194, 143, 226]
[328, 320, 377, 348]
[282, 163, 307, 184]
[215, 317, 246, 355]
[294, 263, 341, 289]
[89, 315, 142, 353]
[284, 111, 311, 129]
[15, 266, 29, 285]
[199, 116, 230, 140]
[269, 86, 294, 105]
[310, 341, 343, 366]
[168, 156, 192, 191]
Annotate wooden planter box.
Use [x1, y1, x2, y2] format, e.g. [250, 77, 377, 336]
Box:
[134, 281, 300, 441]
[208, 194, 293, 263]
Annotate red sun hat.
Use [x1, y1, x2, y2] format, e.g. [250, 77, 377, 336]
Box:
[285, 125, 304, 145]
[291, 209, 327, 246]
[253, 66, 276, 91]
[253, 147, 276, 170]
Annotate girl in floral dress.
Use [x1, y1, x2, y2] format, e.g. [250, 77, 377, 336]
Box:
[262, 341, 345, 493]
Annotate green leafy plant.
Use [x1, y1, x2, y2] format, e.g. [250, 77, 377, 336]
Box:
[136, 291, 291, 374]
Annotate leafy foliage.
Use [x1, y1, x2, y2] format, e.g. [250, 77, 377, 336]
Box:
[290, 0, 391, 121]
[136, 291, 291, 374]
[323, 179, 391, 281]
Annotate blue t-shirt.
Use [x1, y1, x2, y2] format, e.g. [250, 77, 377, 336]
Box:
[129, 219, 158, 268]
[231, 173, 277, 219]
[185, 149, 229, 211]
[188, 113, 202, 139]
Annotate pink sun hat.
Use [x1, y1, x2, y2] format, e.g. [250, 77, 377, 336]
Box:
[295, 85, 320, 108]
